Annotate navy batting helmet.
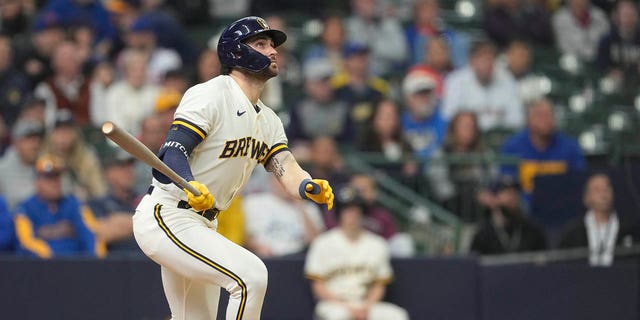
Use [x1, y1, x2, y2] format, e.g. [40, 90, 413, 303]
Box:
[217, 16, 287, 73]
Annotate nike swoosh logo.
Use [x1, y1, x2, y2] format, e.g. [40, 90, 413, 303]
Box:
[237, 110, 247, 116]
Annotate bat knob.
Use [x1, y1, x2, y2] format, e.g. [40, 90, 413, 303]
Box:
[101, 121, 115, 135]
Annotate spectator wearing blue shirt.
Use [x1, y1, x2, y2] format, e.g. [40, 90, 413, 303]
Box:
[500, 98, 586, 200]
[400, 71, 447, 160]
[0, 196, 15, 252]
[13, 154, 102, 258]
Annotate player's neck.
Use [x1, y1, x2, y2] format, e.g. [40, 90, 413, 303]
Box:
[230, 71, 266, 105]
[341, 226, 362, 241]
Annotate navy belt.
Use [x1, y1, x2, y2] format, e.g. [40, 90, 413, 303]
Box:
[147, 185, 220, 221]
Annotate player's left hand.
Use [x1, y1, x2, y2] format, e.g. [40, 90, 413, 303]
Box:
[300, 179, 334, 210]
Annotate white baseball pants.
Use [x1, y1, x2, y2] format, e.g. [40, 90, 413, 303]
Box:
[133, 186, 268, 320]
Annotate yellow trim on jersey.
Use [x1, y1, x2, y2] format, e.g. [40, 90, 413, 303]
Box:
[80, 206, 107, 258]
[369, 77, 389, 95]
[172, 120, 206, 139]
[153, 204, 248, 320]
[14, 214, 53, 258]
[373, 277, 393, 285]
[304, 274, 325, 281]
[263, 144, 288, 165]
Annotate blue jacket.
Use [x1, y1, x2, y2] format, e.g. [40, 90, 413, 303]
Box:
[14, 195, 97, 258]
[500, 129, 586, 194]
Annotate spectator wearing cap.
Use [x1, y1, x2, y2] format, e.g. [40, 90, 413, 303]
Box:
[304, 185, 409, 320]
[345, 0, 408, 76]
[500, 98, 585, 202]
[120, 14, 182, 85]
[14, 10, 65, 87]
[558, 173, 636, 266]
[400, 70, 447, 160]
[0, 33, 31, 128]
[154, 89, 182, 131]
[407, 37, 453, 97]
[86, 150, 140, 255]
[102, 49, 159, 135]
[34, 40, 93, 127]
[0, 119, 45, 209]
[43, 110, 107, 201]
[288, 58, 351, 148]
[442, 40, 524, 131]
[470, 176, 548, 255]
[332, 42, 389, 142]
[13, 154, 102, 258]
[18, 97, 47, 127]
[553, 0, 609, 61]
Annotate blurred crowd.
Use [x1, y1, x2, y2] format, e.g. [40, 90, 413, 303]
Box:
[0, 0, 638, 269]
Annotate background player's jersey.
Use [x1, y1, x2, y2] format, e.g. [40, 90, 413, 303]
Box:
[304, 229, 393, 301]
[153, 75, 287, 210]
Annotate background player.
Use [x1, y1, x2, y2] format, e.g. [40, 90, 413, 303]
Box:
[133, 16, 334, 320]
[305, 186, 409, 320]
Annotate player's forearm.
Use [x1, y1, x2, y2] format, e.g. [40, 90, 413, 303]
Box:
[364, 283, 386, 307]
[267, 151, 311, 199]
[312, 280, 343, 303]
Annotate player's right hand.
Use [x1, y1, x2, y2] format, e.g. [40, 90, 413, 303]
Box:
[185, 181, 215, 211]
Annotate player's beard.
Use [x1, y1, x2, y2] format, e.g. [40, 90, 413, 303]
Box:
[259, 62, 279, 79]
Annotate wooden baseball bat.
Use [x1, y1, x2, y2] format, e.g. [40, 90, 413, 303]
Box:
[101, 121, 201, 196]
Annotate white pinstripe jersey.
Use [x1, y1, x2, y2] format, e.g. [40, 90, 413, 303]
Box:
[156, 75, 287, 210]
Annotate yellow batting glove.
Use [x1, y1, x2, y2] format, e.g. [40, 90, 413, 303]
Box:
[184, 181, 215, 211]
[299, 179, 334, 210]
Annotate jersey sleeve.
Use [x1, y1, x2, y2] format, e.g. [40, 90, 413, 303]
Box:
[261, 107, 290, 166]
[173, 84, 220, 139]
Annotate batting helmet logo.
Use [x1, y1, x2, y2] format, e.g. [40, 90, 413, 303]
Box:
[217, 16, 287, 73]
[256, 17, 269, 30]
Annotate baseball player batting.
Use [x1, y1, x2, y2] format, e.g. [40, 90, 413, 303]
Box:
[133, 16, 334, 320]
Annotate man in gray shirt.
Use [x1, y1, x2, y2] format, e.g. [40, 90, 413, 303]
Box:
[0, 119, 44, 208]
